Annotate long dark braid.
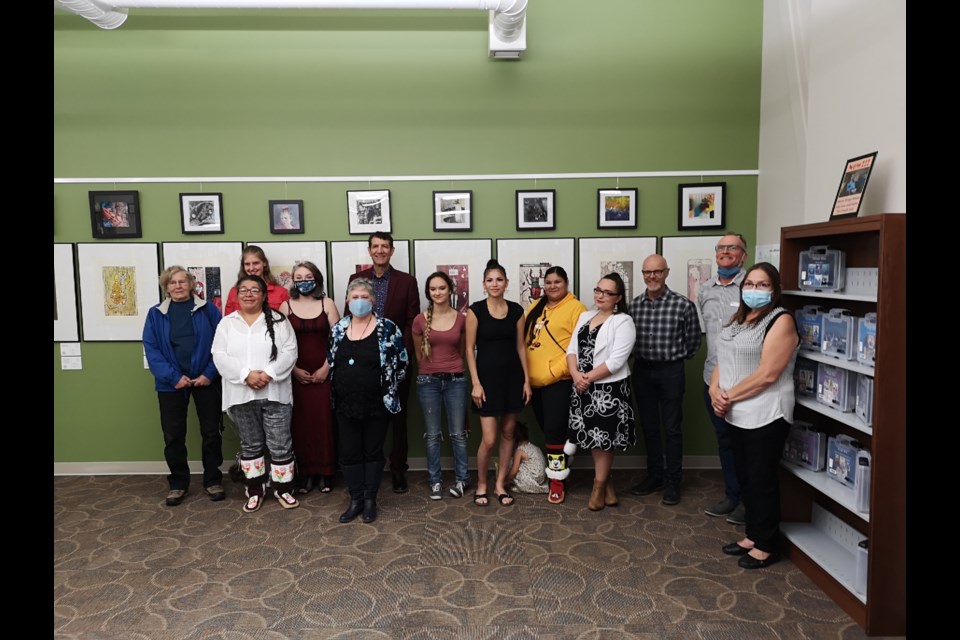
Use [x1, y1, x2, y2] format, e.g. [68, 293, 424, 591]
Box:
[524, 266, 569, 346]
[237, 275, 286, 361]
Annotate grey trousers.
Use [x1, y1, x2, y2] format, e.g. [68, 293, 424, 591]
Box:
[229, 399, 294, 461]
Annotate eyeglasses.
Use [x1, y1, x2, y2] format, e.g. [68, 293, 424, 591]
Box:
[238, 287, 263, 295]
[742, 281, 773, 291]
[640, 269, 666, 278]
[593, 288, 620, 298]
[715, 244, 745, 253]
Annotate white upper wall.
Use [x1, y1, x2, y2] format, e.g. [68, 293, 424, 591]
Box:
[757, 0, 906, 243]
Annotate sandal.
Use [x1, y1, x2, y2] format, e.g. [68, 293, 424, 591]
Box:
[496, 492, 515, 507]
[473, 492, 490, 507]
[319, 476, 333, 493]
[295, 476, 314, 495]
[243, 494, 262, 513]
[275, 490, 300, 510]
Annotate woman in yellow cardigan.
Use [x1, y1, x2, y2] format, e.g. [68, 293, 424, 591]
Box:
[523, 266, 587, 504]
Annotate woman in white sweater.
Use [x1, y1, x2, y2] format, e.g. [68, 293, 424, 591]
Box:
[566, 273, 637, 511]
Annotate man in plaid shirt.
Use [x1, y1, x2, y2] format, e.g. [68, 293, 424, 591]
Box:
[628, 254, 702, 506]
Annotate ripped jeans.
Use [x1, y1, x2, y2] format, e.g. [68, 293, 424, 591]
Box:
[416, 373, 470, 485]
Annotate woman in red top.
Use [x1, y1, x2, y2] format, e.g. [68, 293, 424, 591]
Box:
[223, 245, 290, 316]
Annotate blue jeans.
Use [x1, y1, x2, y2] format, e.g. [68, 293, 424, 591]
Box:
[703, 382, 740, 504]
[416, 374, 469, 485]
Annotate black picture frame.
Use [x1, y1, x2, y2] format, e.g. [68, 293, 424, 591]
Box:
[88, 190, 142, 239]
[346, 189, 392, 235]
[268, 200, 305, 235]
[432, 191, 473, 232]
[597, 188, 638, 229]
[180, 192, 225, 235]
[516, 189, 556, 231]
[830, 151, 878, 220]
[677, 182, 726, 231]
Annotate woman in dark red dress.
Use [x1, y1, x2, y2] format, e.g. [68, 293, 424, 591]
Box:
[279, 260, 341, 494]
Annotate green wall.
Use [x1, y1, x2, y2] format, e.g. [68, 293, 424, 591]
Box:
[54, 1, 763, 464]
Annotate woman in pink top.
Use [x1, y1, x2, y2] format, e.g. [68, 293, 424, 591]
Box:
[223, 245, 290, 316]
[412, 272, 470, 501]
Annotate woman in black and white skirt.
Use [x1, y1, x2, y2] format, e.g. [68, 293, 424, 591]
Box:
[566, 273, 637, 511]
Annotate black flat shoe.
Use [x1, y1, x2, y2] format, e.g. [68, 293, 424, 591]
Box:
[722, 542, 752, 556]
[739, 552, 781, 569]
[392, 473, 408, 494]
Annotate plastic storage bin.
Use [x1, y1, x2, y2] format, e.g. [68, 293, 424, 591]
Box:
[795, 358, 818, 397]
[827, 434, 860, 488]
[817, 363, 857, 412]
[796, 305, 825, 353]
[855, 373, 874, 426]
[858, 312, 878, 367]
[782, 420, 827, 471]
[821, 308, 856, 361]
[799, 245, 846, 292]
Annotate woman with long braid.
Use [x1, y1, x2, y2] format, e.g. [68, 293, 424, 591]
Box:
[412, 272, 470, 501]
[212, 274, 299, 513]
[522, 266, 586, 505]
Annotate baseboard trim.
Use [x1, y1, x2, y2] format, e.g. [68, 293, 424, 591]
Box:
[54, 455, 721, 476]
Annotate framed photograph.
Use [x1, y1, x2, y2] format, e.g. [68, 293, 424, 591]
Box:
[76, 242, 160, 341]
[268, 200, 305, 235]
[830, 151, 878, 220]
[413, 239, 493, 314]
[247, 241, 328, 297]
[496, 238, 574, 308]
[346, 190, 391, 235]
[661, 235, 725, 332]
[678, 182, 726, 231]
[180, 193, 224, 234]
[88, 191, 142, 239]
[54, 244, 80, 342]
[432, 191, 473, 232]
[597, 188, 638, 229]
[577, 236, 657, 305]
[516, 190, 556, 231]
[161, 242, 243, 316]
[329, 240, 410, 302]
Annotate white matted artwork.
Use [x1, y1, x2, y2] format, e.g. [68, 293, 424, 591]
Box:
[413, 239, 493, 314]
[162, 242, 242, 316]
[577, 237, 657, 306]
[495, 238, 575, 308]
[77, 242, 161, 341]
[330, 240, 410, 302]
[54, 243, 80, 342]
[248, 241, 329, 297]
[661, 235, 725, 332]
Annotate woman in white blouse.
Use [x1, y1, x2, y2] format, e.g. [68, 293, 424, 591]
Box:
[566, 273, 637, 511]
[212, 274, 299, 513]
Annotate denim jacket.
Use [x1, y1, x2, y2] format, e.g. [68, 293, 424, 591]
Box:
[328, 314, 409, 414]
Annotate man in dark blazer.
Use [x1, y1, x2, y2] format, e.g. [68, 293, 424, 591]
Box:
[346, 232, 420, 493]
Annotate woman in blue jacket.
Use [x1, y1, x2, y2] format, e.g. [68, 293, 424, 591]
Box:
[143, 266, 224, 507]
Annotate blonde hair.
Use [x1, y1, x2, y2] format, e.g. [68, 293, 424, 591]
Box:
[421, 272, 455, 360]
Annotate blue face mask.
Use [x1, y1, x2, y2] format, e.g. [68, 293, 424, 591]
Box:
[742, 289, 773, 309]
[349, 298, 373, 317]
[717, 265, 741, 278]
[294, 280, 317, 295]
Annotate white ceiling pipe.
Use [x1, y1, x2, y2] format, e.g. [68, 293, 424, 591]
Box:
[55, 0, 529, 43]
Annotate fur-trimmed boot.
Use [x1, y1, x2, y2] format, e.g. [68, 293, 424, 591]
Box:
[362, 461, 384, 524]
[240, 453, 268, 513]
[545, 440, 577, 504]
[270, 456, 299, 509]
[339, 464, 365, 523]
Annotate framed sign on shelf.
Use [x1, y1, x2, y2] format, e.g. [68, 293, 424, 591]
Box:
[329, 240, 410, 302]
[346, 190, 392, 235]
[678, 182, 726, 231]
[161, 242, 243, 316]
[76, 242, 160, 341]
[54, 243, 80, 342]
[495, 237, 575, 308]
[247, 241, 329, 297]
[413, 239, 493, 314]
[830, 151, 878, 219]
[577, 236, 657, 305]
[661, 235, 725, 332]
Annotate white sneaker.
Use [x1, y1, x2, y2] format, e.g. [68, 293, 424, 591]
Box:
[449, 480, 468, 498]
[429, 483, 443, 500]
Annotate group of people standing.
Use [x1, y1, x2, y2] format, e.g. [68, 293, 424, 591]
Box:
[143, 231, 799, 569]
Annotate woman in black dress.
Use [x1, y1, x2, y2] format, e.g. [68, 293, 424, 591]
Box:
[465, 259, 532, 507]
[567, 273, 637, 511]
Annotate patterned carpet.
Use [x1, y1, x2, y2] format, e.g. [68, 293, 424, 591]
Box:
[54, 469, 875, 639]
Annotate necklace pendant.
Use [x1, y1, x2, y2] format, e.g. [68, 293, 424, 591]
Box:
[348, 357, 355, 365]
